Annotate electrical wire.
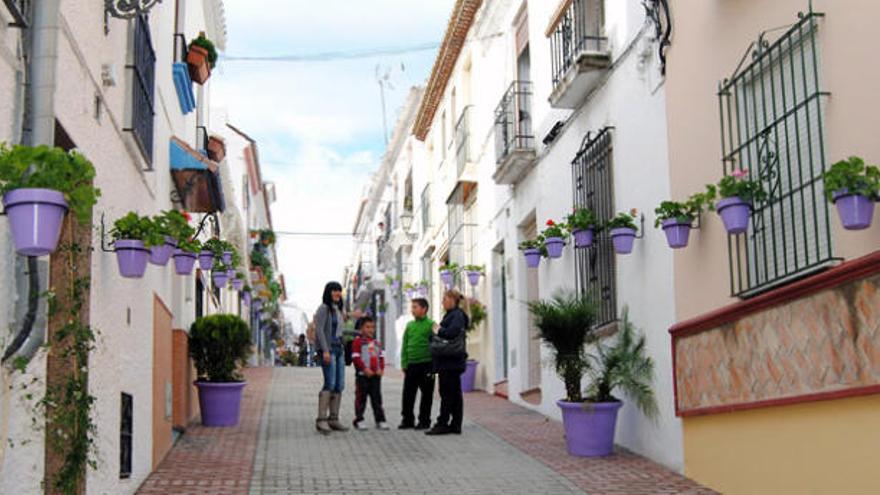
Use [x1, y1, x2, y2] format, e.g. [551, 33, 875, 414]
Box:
[221, 42, 440, 63]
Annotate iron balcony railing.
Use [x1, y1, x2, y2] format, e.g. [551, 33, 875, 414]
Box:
[550, 0, 608, 87]
[718, 10, 834, 298]
[129, 14, 156, 166]
[455, 105, 473, 178]
[494, 81, 534, 165]
[2, 0, 29, 27]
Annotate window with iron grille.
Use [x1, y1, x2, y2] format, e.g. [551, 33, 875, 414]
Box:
[719, 10, 833, 298]
[129, 14, 156, 165]
[420, 183, 432, 234]
[120, 392, 133, 479]
[572, 128, 616, 327]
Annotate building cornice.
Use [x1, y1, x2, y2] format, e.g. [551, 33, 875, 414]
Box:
[412, 0, 482, 141]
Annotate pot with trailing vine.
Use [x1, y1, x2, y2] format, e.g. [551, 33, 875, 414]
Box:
[149, 236, 178, 266]
[190, 315, 250, 426]
[198, 250, 215, 271]
[823, 157, 879, 230]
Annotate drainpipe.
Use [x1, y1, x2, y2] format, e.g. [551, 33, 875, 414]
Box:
[1, 0, 61, 366]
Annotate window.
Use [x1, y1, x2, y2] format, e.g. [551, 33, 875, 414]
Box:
[120, 393, 133, 479]
[421, 251, 434, 304]
[420, 183, 432, 234]
[572, 128, 616, 327]
[440, 111, 447, 160]
[130, 14, 156, 165]
[195, 276, 204, 319]
[718, 11, 832, 297]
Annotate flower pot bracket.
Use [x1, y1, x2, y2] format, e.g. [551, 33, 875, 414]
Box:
[169, 137, 226, 214]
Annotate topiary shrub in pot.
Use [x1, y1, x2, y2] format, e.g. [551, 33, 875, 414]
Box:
[566, 207, 598, 248]
[189, 314, 252, 426]
[0, 144, 100, 256]
[823, 156, 879, 230]
[111, 212, 161, 279]
[715, 168, 767, 234]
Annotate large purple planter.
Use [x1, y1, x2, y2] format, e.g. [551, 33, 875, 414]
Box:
[610, 228, 637, 254]
[544, 237, 565, 259]
[232, 278, 245, 291]
[173, 250, 197, 275]
[115, 239, 150, 278]
[198, 250, 215, 271]
[222, 250, 233, 265]
[716, 197, 752, 234]
[661, 219, 692, 249]
[196, 381, 246, 427]
[2, 188, 69, 257]
[572, 228, 594, 248]
[149, 237, 177, 266]
[467, 271, 482, 286]
[461, 360, 478, 392]
[832, 191, 875, 230]
[524, 248, 541, 268]
[212, 270, 229, 287]
[440, 270, 454, 287]
[557, 400, 623, 457]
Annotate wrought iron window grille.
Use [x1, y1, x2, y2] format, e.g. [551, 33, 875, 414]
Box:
[124, 14, 156, 169]
[3, 0, 29, 27]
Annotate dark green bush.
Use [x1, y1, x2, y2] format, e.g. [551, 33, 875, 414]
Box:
[189, 314, 251, 382]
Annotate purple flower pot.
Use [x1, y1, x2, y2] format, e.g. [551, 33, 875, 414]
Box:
[173, 250, 197, 275]
[198, 250, 215, 271]
[253, 300, 262, 312]
[440, 270, 454, 287]
[2, 188, 68, 256]
[242, 291, 251, 306]
[222, 250, 233, 265]
[524, 248, 541, 268]
[417, 286, 428, 297]
[716, 196, 752, 234]
[467, 271, 481, 286]
[212, 270, 229, 287]
[661, 219, 692, 249]
[232, 279, 244, 291]
[195, 381, 246, 427]
[461, 360, 478, 392]
[115, 239, 150, 278]
[544, 237, 565, 258]
[406, 289, 415, 299]
[391, 281, 400, 291]
[557, 400, 623, 457]
[572, 228, 594, 248]
[226, 269, 235, 283]
[610, 228, 637, 254]
[149, 237, 177, 266]
[832, 191, 875, 230]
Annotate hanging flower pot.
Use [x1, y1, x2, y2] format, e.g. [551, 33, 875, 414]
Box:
[832, 190, 875, 230]
[405, 288, 415, 299]
[661, 219, 692, 249]
[572, 228, 594, 248]
[467, 271, 481, 286]
[149, 236, 178, 266]
[523, 248, 541, 268]
[226, 268, 235, 281]
[417, 285, 428, 298]
[544, 237, 565, 259]
[440, 270, 454, 287]
[716, 197, 752, 234]
[115, 240, 150, 279]
[232, 278, 245, 291]
[242, 291, 251, 306]
[173, 249, 197, 275]
[187, 45, 212, 85]
[391, 280, 400, 292]
[206, 135, 226, 162]
[610, 228, 637, 255]
[198, 250, 214, 271]
[252, 299, 262, 312]
[212, 270, 229, 287]
[2, 188, 70, 257]
[222, 250, 233, 265]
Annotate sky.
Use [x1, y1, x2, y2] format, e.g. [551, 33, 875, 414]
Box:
[213, 0, 455, 321]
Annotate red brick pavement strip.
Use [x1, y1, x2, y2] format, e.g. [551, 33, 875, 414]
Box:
[465, 392, 718, 495]
[136, 368, 272, 495]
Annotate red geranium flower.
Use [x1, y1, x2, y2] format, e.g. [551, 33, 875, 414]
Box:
[546, 219, 555, 226]
[181, 210, 192, 222]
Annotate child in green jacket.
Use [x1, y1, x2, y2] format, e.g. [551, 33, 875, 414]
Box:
[399, 298, 435, 430]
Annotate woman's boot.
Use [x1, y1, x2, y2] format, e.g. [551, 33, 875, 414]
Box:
[327, 392, 349, 431]
[316, 391, 332, 434]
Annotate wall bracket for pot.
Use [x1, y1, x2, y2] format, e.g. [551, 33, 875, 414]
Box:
[634, 213, 647, 239]
[98, 212, 116, 253]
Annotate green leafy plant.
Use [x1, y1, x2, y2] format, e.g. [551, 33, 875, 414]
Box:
[235, 271, 245, 280]
[189, 34, 218, 68]
[519, 237, 543, 250]
[177, 237, 201, 254]
[258, 229, 276, 246]
[542, 219, 567, 238]
[439, 262, 459, 273]
[717, 168, 767, 203]
[585, 309, 658, 417]
[528, 291, 599, 402]
[566, 207, 598, 231]
[606, 209, 640, 231]
[463, 264, 484, 273]
[110, 212, 163, 247]
[189, 314, 252, 382]
[823, 156, 880, 201]
[0, 144, 101, 223]
[154, 210, 194, 243]
[653, 185, 716, 228]
[250, 247, 274, 280]
[241, 284, 252, 293]
[467, 298, 487, 331]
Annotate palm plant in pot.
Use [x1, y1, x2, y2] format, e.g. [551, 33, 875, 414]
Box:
[519, 237, 545, 268]
[111, 212, 162, 278]
[189, 314, 252, 426]
[653, 186, 716, 249]
[542, 219, 567, 259]
[607, 210, 640, 255]
[823, 156, 879, 230]
[566, 207, 598, 248]
[463, 264, 484, 286]
[715, 168, 767, 234]
[439, 262, 458, 288]
[0, 144, 100, 256]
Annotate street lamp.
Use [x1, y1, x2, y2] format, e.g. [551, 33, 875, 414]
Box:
[399, 212, 414, 232]
[105, 0, 163, 19]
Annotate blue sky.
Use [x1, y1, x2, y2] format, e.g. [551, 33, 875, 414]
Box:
[213, 0, 454, 316]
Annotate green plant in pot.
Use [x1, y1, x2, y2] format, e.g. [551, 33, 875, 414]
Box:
[463, 264, 484, 286]
[439, 262, 459, 287]
[150, 210, 192, 266]
[519, 237, 546, 267]
[607, 209, 640, 255]
[173, 237, 201, 275]
[567, 207, 598, 248]
[0, 144, 101, 256]
[189, 314, 252, 426]
[654, 185, 716, 249]
[542, 219, 568, 258]
[187, 33, 218, 85]
[714, 168, 767, 234]
[110, 212, 162, 279]
[823, 156, 880, 230]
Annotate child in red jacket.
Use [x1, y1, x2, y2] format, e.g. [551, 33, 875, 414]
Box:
[351, 316, 388, 430]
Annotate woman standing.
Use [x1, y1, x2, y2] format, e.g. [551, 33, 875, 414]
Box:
[426, 290, 469, 436]
[314, 281, 349, 434]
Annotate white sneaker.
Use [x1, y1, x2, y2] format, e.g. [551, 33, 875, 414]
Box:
[353, 421, 368, 431]
[376, 422, 390, 431]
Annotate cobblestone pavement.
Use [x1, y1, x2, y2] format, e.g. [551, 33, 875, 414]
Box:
[249, 367, 583, 495]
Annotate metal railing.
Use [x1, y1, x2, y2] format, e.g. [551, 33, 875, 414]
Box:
[550, 0, 608, 87]
[455, 106, 473, 177]
[494, 81, 534, 165]
[2, 0, 29, 27]
[718, 10, 834, 298]
[129, 14, 156, 166]
[572, 127, 617, 328]
[173, 32, 188, 63]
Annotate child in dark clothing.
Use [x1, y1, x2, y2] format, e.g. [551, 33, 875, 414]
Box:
[351, 317, 388, 430]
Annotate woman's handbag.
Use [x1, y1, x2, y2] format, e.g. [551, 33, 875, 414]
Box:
[429, 332, 466, 358]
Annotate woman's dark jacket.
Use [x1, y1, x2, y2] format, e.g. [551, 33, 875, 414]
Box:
[433, 307, 469, 372]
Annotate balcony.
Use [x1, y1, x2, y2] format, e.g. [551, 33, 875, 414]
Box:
[455, 106, 477, 182]
[493, 81, 536, 185]
[547, 0, 610, 109]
